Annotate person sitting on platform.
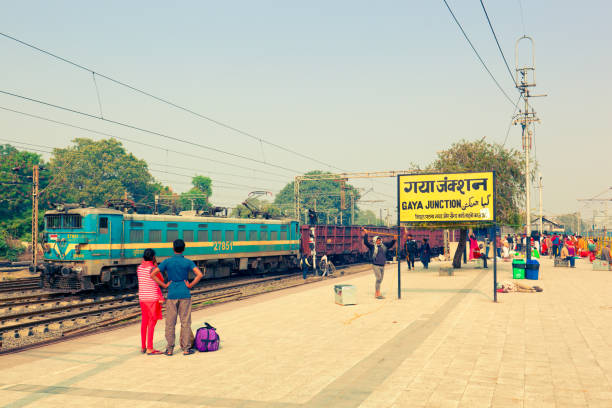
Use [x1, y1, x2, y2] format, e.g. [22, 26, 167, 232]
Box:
[560, 243, 576, 268]
[601, 244, 612, 263]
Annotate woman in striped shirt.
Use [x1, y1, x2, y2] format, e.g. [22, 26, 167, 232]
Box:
[137, 248, 165, 355]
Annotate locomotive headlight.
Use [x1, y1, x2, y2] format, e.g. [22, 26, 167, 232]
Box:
[74, 266, 83, 273]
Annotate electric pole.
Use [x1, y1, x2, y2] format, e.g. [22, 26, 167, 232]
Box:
[514, 36, 546, 261]
[538, 175, 543, 235]
[31, 164, 39, 268]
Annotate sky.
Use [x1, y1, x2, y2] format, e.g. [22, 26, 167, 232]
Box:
[1, 1, 611, 225]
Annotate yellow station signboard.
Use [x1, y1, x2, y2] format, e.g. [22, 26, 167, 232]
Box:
[398, 171, 495, 224]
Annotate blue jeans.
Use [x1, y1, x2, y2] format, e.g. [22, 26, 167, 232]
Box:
[564, 256, 575, 267]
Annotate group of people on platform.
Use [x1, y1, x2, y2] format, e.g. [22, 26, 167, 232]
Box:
[496, 232, 611, 268]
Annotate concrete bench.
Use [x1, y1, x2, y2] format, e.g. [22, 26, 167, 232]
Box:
[593, 260, 611, 271]
[554, 258, 569, 267]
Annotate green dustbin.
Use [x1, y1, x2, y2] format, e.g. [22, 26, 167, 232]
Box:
[512, 259, 526, 279]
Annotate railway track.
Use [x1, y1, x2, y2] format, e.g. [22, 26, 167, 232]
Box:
[0, 277, 41, 294]
[0, 263, 370, 354]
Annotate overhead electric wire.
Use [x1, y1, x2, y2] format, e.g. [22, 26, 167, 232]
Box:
[148, 168, 275, 190]
[148, 164, 286, 184]
[502, 96, 522, 147]
[0, 105, 294, 178]
[0, 89, 301, 174]
[479, 0, 518, 87]
[0, 31, 345, 172]
[441, 0, 517, 106]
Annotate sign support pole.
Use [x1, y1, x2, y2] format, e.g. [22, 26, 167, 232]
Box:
[397, 176, 401, 299]
[492, 224, 498, 303]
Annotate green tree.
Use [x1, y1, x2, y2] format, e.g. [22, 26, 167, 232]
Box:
[355, 209, 383, 226]
[44, 138, 160, 209]
[179, 175, 212, 212]
[274, 171, 362, 225]
[0, 144, 49, 238]
[427, 139, 525, 268]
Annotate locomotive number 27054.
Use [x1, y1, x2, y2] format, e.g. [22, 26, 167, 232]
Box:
[212, 241, 233, 251]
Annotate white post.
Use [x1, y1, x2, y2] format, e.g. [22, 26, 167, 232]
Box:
[539, 175, 543, 235]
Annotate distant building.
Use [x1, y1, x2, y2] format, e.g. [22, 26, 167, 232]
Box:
[531, 216, 564, 233]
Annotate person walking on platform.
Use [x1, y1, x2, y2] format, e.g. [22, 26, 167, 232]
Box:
[151, 239, 204, 356]
[362, 228, 395, 299]
[137, 248, 164, 355]
[420, 238, 432, 269]
[552, 234, 560, 257]
[404, 234, 418, 271]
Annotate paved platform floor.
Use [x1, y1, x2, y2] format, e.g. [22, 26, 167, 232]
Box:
[1, 256, 611, 408]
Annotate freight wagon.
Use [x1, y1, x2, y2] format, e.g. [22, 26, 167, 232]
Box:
[300, 225, 460, 264]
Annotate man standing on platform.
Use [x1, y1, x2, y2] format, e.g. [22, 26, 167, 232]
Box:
[151, 239, 204, 356]
[362, 228, 395, 299]
[404, 234, 418, 271]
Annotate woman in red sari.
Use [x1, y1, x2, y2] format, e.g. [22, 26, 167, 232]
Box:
[469, 234, 479, 260]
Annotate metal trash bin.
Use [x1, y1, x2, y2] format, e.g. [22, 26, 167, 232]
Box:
[525, 259, 540, 280]
[512, 259, 525, 279]
[334, 284, 357, 305]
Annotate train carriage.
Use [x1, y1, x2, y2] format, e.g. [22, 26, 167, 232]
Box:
[41, 207, 300, 291]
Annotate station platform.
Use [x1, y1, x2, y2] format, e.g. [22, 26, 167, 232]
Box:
[1, 257, 612, 408]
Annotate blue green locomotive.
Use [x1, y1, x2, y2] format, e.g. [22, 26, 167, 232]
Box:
[41, 206, 300, 291]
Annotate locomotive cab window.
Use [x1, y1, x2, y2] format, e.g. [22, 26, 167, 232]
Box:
[45, 215, 61, 229]
[99, 217, 108, 234]
[64, 214, 82, 229]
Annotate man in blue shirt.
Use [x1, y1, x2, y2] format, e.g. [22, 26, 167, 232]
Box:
[151, 239, 204, 356]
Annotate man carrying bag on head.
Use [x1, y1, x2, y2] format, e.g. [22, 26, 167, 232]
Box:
[362, 228, 395, 300]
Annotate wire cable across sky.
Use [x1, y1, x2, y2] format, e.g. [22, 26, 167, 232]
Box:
[0, 31, 346, 172]
[440, 0, 518, 106]
[0, 89, 301, 174]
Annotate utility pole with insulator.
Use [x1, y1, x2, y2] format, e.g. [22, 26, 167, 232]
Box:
[31, 164, 39, 268]
[538, 175, 543, 235]
[514, 36, 546, 261]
